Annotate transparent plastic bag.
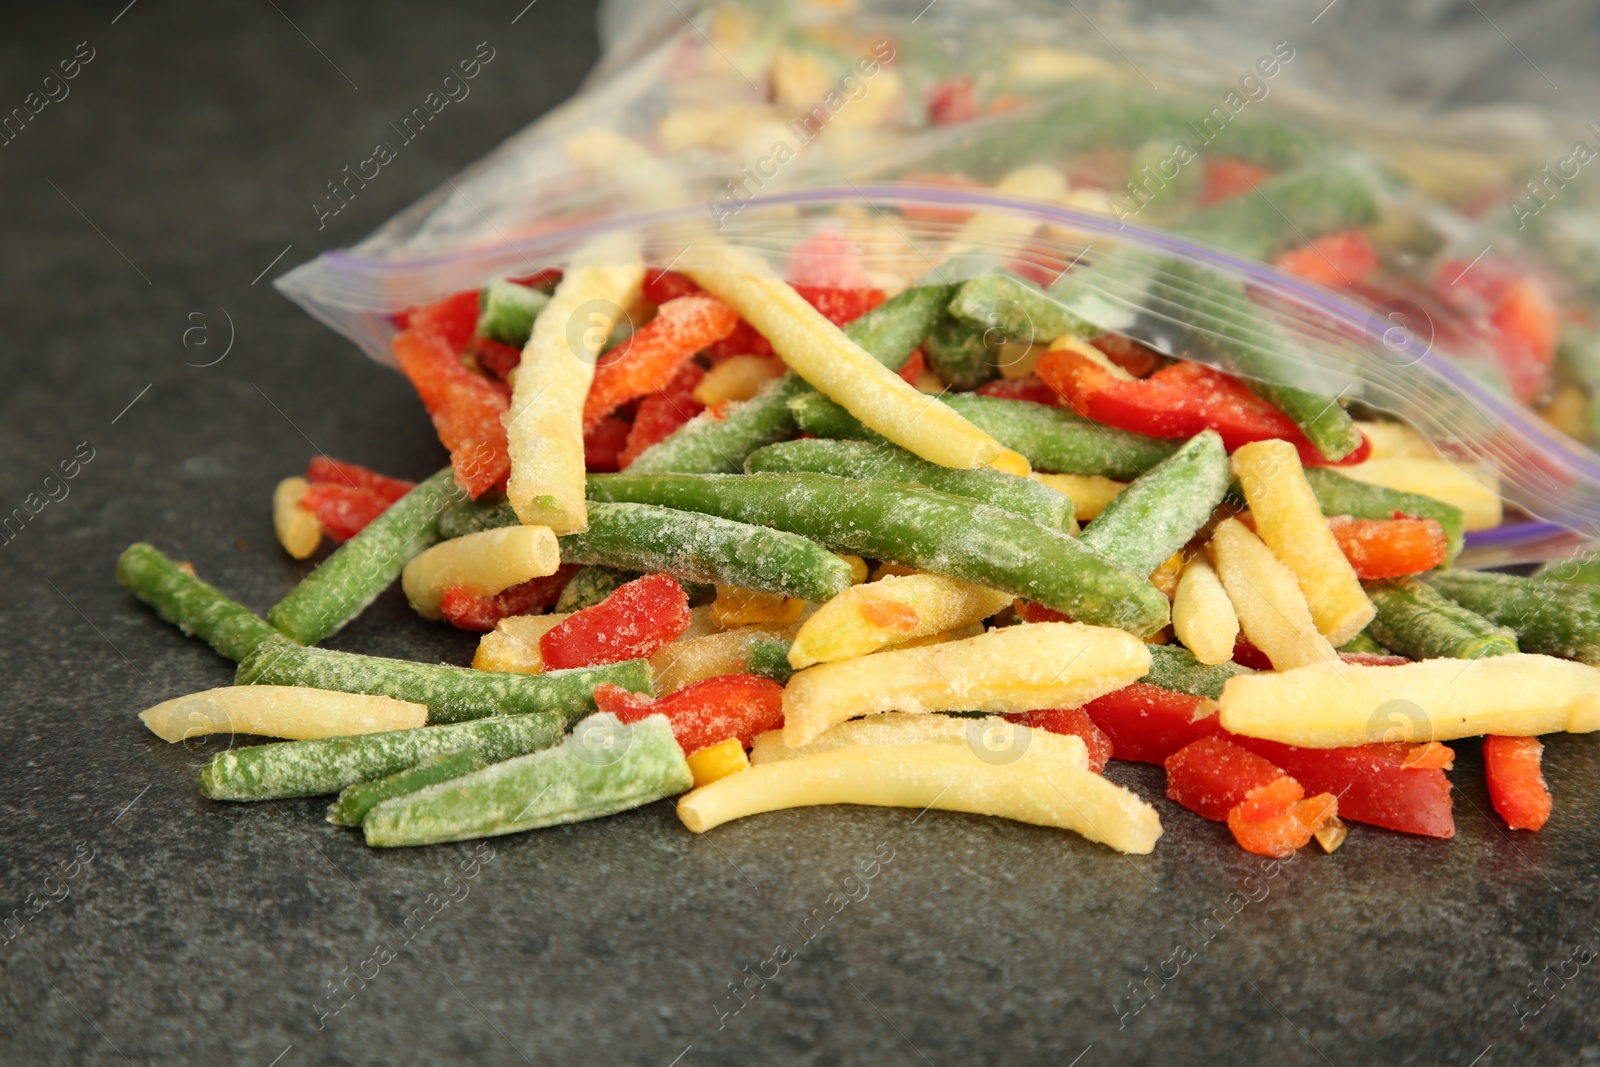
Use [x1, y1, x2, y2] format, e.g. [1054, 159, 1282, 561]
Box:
[275, 0, 1600, 563]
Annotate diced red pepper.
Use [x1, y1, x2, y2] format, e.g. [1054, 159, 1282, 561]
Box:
[618, 362, 706, 468]
[438, 565, 580, 632]
[507, 268, 562, 292]
[1164, 736, 1303, 822]
[408, 289, 483, 354]
[596, 673, 784, 754]
[1081, 682, 1218, 765]
[792, 285, 887, 327]
[788, 231, 875, 290]
[584, 415, 633, 473]
[1327, 515, 1448, 579]
[391, 320, 510, 498]
[1272, 230, 1381, 288]
[897, 348, 927, 386]
[539, 573, 690, 670]
[702, 319, 775, 362]
[1090, 334, 1163, 378]
[583, 296, 739, 429]
[1201, 155, 1272, 206]
[1482, 735, 1551, 831]
[1035, 345, 1371, 467]
[1014, 599, 1071, 624]
[1005, 707, 1112, 773]
[301, 483, 392, 542]
[1227, 792, 1339, 857]
[1489, 277, 1560, 405]
[1225, 734, 1454, 838]
[305, 457, 415, 504]
[977, 375, 1062, 406]
[642, 270, 705, 305]
[927, 76, 979, 125]
[1231, 638, 1274, 671]
[474, 338, 523, 380]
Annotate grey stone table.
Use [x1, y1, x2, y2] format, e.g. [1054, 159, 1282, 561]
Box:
[1, 2, 1597, 1064]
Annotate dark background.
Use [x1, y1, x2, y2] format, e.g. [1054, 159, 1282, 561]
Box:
[2, 2, 1598, 1065]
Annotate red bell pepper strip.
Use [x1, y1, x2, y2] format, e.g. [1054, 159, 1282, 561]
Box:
[408, 290, 483, 354]
[438, 564, 580, 632]
[1326, 515, 1448, 579]
[1035, 344, 1371, 467]
[301, 483, 392, 542]
[1272, 230, 1381, 288]
[1014, 600, 1071, 624]
[977, 375, 1062, 406]
[1164, 736, 1303, 822]
[596, 673, 784, 754]
[391, 322, 510, 499]
[539, 573, 690, 670]
[583, 296, 739, 430]
[1230, 638, 1274, 672]
[642, 270, 705, 306]
[618, 362, 706, 468]
[792, 285, 887, 327]
[788, 231, 875, 290]
[1482, 735, 1551, 831]
[1005, 707, 1113, 773]
[507, 268, 562, 292]
[1226, 792, 1339, 858]
[474, 338, 522, 380]
[305, 457, 415, 504]
[1090, 334, 1163, 378]
[1081, 682, 1218, 765]
[584, 415, 633, 474]
[703, 319, 775, 362]
[1201, 156, 1272, 205]
[1489, 277, 1560, 405]
[927, 76, 979, 125]
[1225, 734, 1454, 838]
[896, 348, 927, 386]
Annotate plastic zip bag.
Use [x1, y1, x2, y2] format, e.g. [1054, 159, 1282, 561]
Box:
[275, 0, 1600, 559]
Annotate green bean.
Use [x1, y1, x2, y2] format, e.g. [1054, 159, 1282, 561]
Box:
[1337, 630, 1391, 656]
[236, 639, 652, 724]
[1535, 556, 1600, 586]
[1078, 431, 1228, 576]
[947, 273, 1093, 346]
[268, 468, 465, 645]
[557, 566, 639, 612]
[744, 439, 1072, 531]
[1428, 571, 1600, 665]
[200, 713, 560, 801]
[744, 635, 795, 685]
[948, 395, 1180, 479]
[1177, 157, 1385, 261]
[626, 284, 953, 474]
[1365, 577, 1518, 661]
[1301, 468, 1464, 563]
[438, 495, 518, 539]
[327, 749, 486, 827]
[587, 472, 1169, 634]
[1141, 644, 1247, 699]
[439, 499, 843, 602]
[116, 543, 279, 662]
[559, 501, 853, 602]
[477, 280, 549, 347]
[362, 713, 693, 847]
[787, 392, 1176, 480]
[923, 313, 997, 390]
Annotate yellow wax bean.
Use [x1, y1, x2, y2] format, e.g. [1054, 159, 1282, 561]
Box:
[787, 573, 1013, 669]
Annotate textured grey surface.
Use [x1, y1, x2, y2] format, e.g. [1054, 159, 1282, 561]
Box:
[2, 2, 1600, 1065]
